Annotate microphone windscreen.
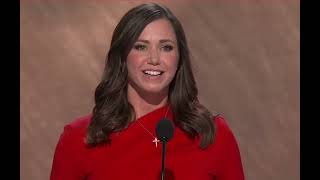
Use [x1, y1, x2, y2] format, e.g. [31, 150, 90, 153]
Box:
[156, 118, 174, 141]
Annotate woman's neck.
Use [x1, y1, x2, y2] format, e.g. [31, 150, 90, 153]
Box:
[127, 84, 168, 119]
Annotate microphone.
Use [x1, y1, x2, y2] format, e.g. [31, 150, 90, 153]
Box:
[156, 118, 174, 180]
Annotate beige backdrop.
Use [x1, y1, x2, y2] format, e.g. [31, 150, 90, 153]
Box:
[20, 0, 300, 180]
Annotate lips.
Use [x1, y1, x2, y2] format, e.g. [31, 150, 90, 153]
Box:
[142, 70, 164, 76]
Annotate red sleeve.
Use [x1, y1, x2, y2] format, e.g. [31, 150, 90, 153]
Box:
[216, 117, 245, 180]
[50, 125, 85, 180]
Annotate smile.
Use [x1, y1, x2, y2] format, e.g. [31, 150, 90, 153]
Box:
[143, 70, 164, 76]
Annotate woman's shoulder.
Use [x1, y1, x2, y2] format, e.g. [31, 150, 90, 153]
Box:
[212, 114, 238, 144]
[58, 114, 92, 144]
[51, 114, 93, 172]
[65, 114, 92, 131]
[213, 115, 231, 132]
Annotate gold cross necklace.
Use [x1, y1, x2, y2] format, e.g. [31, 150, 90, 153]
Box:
[136, 106, 169, 148]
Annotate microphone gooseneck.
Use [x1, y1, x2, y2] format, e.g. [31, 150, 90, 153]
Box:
[155, 118, 174, 180]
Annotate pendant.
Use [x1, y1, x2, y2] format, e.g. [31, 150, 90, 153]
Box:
[152, 137, 160, 147]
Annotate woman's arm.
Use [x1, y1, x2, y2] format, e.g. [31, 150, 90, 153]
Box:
[216, 117, 245, 180]
[50, 125, 85, 180]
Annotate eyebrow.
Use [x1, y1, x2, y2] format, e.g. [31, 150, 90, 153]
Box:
[136, 39, 176, 44]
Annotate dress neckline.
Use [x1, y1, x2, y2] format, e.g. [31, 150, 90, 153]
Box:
[130, 103, 173, 130]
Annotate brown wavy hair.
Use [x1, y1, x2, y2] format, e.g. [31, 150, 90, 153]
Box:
[86, 3, 216, 149]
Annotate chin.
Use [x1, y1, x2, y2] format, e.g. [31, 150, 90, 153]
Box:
[143, 88, 166, 94]
[142, 85, 168, 95]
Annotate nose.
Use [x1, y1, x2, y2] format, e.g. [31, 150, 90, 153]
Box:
[148, 47, 160, 65]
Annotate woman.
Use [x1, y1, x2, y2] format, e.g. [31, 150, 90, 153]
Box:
[50, 3, 245, 180]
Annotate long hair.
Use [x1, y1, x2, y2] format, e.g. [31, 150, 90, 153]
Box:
[86, 3, 216, 149]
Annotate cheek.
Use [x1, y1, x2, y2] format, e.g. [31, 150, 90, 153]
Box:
[126, 52, 143, 73]
[164, 54, 179, 73]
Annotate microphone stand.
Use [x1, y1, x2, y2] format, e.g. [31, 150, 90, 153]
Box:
[156, 118, 174, 180]
[161, 137, 168, 180]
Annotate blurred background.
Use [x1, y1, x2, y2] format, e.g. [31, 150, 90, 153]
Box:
[20, 0, 300, 179]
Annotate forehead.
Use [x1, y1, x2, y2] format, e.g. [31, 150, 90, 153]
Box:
[138, 19, 177, 41]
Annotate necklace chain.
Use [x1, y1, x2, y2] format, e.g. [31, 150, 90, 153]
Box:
[136, 120, 156, 138]
[136, 105, 170, 147]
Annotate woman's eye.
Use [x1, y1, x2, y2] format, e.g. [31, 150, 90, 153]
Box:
[133, 44, 147, 51]
[162, 45, 173, 52]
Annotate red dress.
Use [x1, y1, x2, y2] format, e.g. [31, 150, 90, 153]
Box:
[50, 105, 245, 180]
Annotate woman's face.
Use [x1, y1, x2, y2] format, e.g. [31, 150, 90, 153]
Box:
[127, 19, 179, 95]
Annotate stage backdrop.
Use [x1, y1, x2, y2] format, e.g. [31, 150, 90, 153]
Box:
[20, 0, 300, 180]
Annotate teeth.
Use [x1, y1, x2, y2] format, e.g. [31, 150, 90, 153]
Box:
[144, 70, 161, 76]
